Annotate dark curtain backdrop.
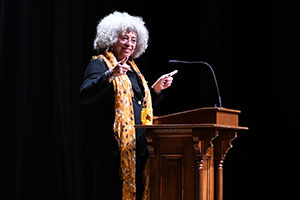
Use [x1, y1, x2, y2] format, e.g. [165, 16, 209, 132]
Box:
[1, 0, 85, 199]
[0, 0, 289, 199]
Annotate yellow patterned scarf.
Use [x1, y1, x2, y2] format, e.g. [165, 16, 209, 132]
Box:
[94, 51, 151, 200]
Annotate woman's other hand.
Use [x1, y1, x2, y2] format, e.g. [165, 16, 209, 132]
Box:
[152, 70, 177, 94]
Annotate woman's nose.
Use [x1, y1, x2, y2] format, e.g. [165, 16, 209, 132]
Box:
[125, 40, 134, 46]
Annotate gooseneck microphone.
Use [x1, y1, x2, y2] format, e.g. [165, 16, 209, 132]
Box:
[168, 60, 223, 108]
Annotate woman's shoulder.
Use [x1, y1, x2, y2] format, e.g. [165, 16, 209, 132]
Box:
[85, 57, 108, 71]
[82, 58, 109, 80]
[88, 57, 107, 67]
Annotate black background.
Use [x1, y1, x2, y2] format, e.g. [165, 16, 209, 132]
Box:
[0, 0, 296, 199]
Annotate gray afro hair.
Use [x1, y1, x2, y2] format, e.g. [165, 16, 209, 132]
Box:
[93, 11, 149, 59]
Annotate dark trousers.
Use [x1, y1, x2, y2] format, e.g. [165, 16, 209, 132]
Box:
[86, 135, 149, 200]
[136, 134, 149, 200]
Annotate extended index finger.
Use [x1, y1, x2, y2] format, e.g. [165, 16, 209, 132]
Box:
[168, 70, 178, 77]
[118, 56, 129, 65]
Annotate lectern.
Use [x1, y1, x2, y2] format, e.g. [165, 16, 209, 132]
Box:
[136, 107, 248, 200]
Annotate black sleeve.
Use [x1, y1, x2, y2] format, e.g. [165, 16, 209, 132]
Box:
[150, 88, 164, 107]
[79, 59, 113, 105]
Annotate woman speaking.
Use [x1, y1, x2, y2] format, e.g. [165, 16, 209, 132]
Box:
[80, 11, 176, 200]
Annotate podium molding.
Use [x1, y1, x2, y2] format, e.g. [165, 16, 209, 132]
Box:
[136, 107, 248, 200]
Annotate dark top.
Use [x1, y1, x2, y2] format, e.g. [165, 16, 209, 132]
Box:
[79, 58, 163, 199]
[79, 58, 163, 157]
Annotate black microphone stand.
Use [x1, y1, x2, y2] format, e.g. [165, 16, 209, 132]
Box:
[169, 60, 223, 108]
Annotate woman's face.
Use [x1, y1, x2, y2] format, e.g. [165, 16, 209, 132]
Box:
[113, 31, 137, 61]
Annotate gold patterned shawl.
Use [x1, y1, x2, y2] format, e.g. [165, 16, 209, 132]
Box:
[95, 51, 151, 200]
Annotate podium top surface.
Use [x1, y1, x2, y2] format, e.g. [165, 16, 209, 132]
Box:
[148, 107, 247, 129]
[155, 107, 241, 118]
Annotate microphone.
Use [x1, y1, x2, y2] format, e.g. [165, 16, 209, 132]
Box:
[168, 59, 223, 108]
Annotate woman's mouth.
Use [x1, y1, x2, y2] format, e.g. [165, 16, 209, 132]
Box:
[122, 48, 132, 53]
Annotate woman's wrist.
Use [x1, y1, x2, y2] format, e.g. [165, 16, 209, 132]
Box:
[105, 69, 114, 82]
[151, 85, 161, 95]
[105, 69, 112, 76]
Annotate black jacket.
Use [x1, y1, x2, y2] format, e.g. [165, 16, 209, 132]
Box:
[79, 58, 163, 158]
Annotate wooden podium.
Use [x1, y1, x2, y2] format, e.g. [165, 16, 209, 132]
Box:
[136, 107, 248, 200]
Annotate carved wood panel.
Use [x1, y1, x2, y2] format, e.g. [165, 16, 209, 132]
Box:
[160, 154, 183, 200]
